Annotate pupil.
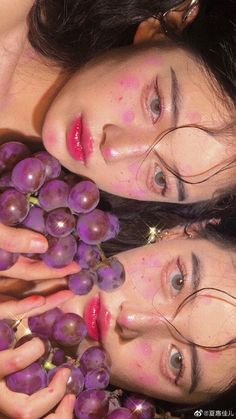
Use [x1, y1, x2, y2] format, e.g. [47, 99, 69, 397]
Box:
[172, 275, 184, 290]
[155, 172, 165, 187]
[151, 98, 160, 114]
[171, 353, 182, 369]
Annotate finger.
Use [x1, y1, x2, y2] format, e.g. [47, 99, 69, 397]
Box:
[25, 290, 74, 318]
[0, 338, 45, 378]
[0, 295, 45, 318]
[0, 223, 48, 253]
[45, 394, 75, 419]
[0, 256, 79, 280]
[0, 369, 70, 419]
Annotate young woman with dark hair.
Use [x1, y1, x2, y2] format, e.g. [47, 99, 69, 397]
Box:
[0, 0, 236, 282]
[0, 226, 235, 418]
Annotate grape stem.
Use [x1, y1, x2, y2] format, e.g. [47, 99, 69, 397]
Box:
[29, 195, 40, 206]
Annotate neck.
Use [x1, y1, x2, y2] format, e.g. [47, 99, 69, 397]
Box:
[0, 12, 69, 144]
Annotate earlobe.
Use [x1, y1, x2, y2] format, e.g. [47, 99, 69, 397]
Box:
[133, 18, 166, 45]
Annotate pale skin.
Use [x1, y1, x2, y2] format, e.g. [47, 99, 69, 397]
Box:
[0, 235, 235, 416]
[11, 234, 235, 410]
[0, 0, 234, 282]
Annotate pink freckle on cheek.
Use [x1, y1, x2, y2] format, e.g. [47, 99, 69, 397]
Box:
[205, 350, 222, 360]
[138, 342, 153, 357]
[185, 111, 202, 124]
[119, 75, 139, 90]
[122, 109, 135, 124]
[146, 56, 164, 66]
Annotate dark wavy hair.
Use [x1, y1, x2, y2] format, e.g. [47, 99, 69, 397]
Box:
[27, 0, 183, 69]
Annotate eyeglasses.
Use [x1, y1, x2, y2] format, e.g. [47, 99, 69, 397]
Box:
[159, 0, 200, 33]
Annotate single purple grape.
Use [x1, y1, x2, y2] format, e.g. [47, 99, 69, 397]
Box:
[103, 213, 120, 241]
[74, 389, 109, 419]
[11, 157, 46, 193]
[52, 348, 66, 366]
[15, 334, 51, 363]
[52, 312, 87, 347]
[79, 347, 111, 375]
[74, 242, 102, 269]
[123, 393, 156, 419]
[0, 249, 19, 270]
[0, 188, 29, 225]
[0, 141, 30, 175]
[22, 206, 46, 234]
[34, 151, 61, 181]
[107, 408, 136, 419]
[45, 207, 76, 237]
[77, 209, 110, 245]
[0, 319, 15, 350]
[68, 270, 96, 296]
[84, 367, 110, 390]
[48, 364, 84, 395]
[28, 308, 63, 339]
[38, 179, 69, 211]
[6, 362, 47, 395]
[0, 171, 13, 190]
[68, 181, 100, 214]
[41, 234, 77, 268]
[95, 258, 125, 292]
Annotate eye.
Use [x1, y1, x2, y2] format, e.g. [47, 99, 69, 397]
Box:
[150, 97, 161, 118]
[149, 79, 162, 124]
[154, 168, 167, 194]
[169, 347, 183, 379]
[171, 273, 184, 291]
[170, 259, 186, 295]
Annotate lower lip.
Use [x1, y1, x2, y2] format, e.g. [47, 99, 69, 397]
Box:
[67, 116, 93, 164]
[84, 296, 111, 341]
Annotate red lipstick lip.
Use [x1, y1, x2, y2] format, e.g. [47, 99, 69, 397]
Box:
[67, 116, 94, 164]
[84, 295, 111, 342]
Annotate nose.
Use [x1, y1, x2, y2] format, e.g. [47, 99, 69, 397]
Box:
[116, 302, 168, 340]
[100, 124, 150, 162]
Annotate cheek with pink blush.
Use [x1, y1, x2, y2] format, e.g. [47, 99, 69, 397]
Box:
[128, 258, 162, 301]
[133, 360, 157, 387]
[110, 179, 147, 199]
[185, 111, 202, 124]
[118, 74, 140, 90]
[122, 109, 135, 124]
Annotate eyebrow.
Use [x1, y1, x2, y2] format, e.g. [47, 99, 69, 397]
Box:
[189, 344, 201, 394]
[169, 68, 189, 202]
[188, 253, 202, 393]
[170, 67, 181, 128]
[191, 252, 201, 295]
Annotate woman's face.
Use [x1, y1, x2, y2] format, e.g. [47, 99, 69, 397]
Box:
[60, 238, 236, 404]
[42, 45, 234, 203]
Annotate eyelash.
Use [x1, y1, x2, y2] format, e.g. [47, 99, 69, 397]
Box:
[174, 350, 185, 386]
[169, 257, 187, 297]
[150, 164, 168, 197]
[148, 77, 163, 124]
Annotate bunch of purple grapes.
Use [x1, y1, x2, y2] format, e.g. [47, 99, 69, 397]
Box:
[0, 141, 125, 293]
[0, 308, 156, 418]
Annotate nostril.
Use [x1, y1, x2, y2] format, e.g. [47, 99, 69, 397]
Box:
[115, 322, 139, 340]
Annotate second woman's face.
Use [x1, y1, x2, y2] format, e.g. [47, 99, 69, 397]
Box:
[42, 45, 234, 203]
[60, 238, 236, 404]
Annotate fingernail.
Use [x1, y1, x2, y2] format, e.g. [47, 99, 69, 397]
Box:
[30, 238, 48, 253]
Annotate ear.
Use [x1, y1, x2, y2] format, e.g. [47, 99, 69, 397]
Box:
[134, 17, 166, 44]
[162, 222, 204, 241]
